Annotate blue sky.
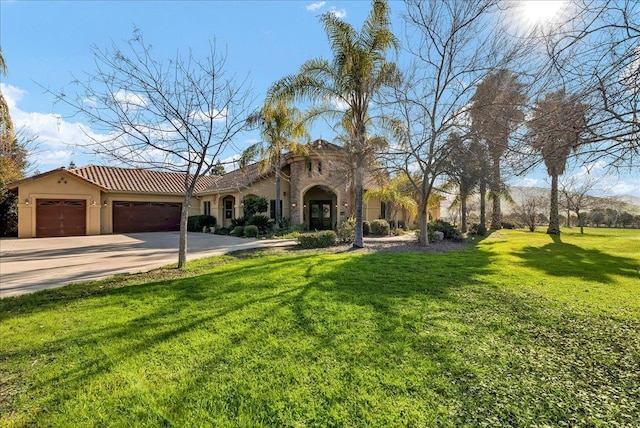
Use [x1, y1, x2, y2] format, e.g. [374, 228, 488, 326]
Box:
[1, 0, 638, 198]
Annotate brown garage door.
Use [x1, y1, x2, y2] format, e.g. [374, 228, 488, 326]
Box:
[36, 199, 86, 238]
[113, 201, 182, 233]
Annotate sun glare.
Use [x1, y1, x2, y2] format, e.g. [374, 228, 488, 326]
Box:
[521, 0, 566, 25]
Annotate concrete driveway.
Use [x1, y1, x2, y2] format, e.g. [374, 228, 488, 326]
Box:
[0, 232, 296, 298]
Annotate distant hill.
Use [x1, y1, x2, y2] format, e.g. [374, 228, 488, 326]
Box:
[507, 187, 640, 215]
[440, 186, 640, 217]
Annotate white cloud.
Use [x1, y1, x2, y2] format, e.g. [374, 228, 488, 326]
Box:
[325, 95, 349, 111]
[306, 1, 326, 11]
[190, 108, 227, 122]
[329, 7, 347, 19]
[2, 83, 100, 169]
[511, 177, 544, 188]
[113, 89, 147, 112]
[220, 154, 241, 172]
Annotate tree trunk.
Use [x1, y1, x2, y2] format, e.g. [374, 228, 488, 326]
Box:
[275, 165, 281, 229]
[352, 154, 365, 248]
[577, 209, 584, 234]
[479, 178, 487, 233]
[417, 201, 429, 246]
[178, 193, 191, 269]
[460, 191, 468, 233]
[547, 174, 560, 234]
[489, 154, 502, 229]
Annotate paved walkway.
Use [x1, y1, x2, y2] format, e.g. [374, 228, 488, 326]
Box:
[0, 232, 296, 298]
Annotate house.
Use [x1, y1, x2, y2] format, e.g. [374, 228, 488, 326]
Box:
[7, 140, 440, 238]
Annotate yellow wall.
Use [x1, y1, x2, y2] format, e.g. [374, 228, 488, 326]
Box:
[16, 172, 102, 238]
[202, 175, 292, 228]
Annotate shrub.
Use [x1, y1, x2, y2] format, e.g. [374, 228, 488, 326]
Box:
[247, 214, 272, 234]
[231, 217, 247, 228]
[242, 196, 268, 217]
[468, 223, 487, 236]
[187, 215, 217, 232]
[336, 217, 355, 244]
[200, 215, 216, 228]
[231, 226, 245, 237]
[501, 220, 519, 230]
[428, 219, 464, 241]
[363, 221, 370, 236]
[214, 227, 230, 235]
[277, 217, 291, 230]
[244, 225, 259, 238]
[298, 231, 337, 249]
[370, 219, 390, 236]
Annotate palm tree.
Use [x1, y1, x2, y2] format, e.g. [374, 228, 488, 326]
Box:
[445, 132, 483, 233]
[1, 47, 14, 156]
[241, 100, 307, 227]
[268, 0, 398, 248]
[527, 90, 587, 235]
[469, 70, 526, 230]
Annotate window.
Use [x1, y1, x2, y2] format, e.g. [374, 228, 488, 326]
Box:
[269, 199, 283, 219]
[380, 201, 387, 219]
[318, 161, 322, 174]
[225, 200, 233, 219]
[204, 201, 211, 216]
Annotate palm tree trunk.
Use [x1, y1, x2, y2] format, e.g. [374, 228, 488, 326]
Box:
[275, 166, 281, 228]
[547, 174, 560, 234]
[490, 158, 502, 230]
[479, 178, 487, 234]
[353, 154, 365, 248]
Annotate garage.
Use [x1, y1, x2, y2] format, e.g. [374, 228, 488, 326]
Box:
[36, 199, 87, 238]
[113, 201, 182, 233]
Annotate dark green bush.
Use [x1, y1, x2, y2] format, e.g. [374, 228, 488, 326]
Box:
[187, 215, 217, 232]
[242, 196, 268, 217]
[214, 227, 230, 235]
[231, 226, 245, 237]
[247, 214, 272, 234]
[370, 219, 390, 236]
[428, 219, 464, 241]
[231, 217, 247, 228]
[298, 231, 337, 249]
[244, 225, 259, 238]
[363, 221, 370, 236]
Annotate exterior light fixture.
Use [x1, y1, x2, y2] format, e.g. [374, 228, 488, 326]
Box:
[103, 201, 108, 207]
[25, 198, 30, 205]
[291, 203, 297, 208]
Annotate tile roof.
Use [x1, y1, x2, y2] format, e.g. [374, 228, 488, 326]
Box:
[199, 162, 274, 194]
[68, 165, 218, 195]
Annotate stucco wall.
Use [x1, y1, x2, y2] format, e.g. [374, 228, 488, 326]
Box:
[101, 193, 195, 234]
[16, 172, 103, 238]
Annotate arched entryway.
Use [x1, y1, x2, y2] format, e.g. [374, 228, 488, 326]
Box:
[220, 195, 236, 228]
[303, 185, 337, 230]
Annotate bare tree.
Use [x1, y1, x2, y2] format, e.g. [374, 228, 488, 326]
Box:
[49, 30, 254, 268]
[513, 190, 549, 232]
[560, 174, 597, 234]
[385, 0, 525, 245]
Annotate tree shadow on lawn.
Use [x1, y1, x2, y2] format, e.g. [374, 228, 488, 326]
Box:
[0, 242, 509, 425]
[513, 234, 640, 283]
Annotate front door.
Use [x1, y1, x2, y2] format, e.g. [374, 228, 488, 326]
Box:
[309, 200, 332, 230]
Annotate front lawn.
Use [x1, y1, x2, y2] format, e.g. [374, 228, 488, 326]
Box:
[1, 228, 639, 426]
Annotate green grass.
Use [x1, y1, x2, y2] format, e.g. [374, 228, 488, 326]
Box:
[1, 227, 639, 427]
